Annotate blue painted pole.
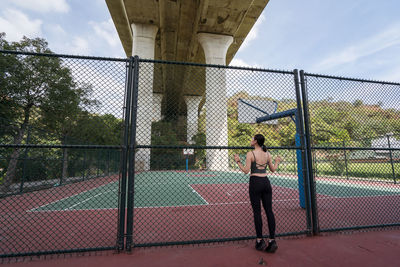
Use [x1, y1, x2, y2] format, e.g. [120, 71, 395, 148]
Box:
[295, 133, 306, 209]
[257, 108, 306, 209]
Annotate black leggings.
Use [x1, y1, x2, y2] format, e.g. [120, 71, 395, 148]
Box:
[249, 176, 276, 239]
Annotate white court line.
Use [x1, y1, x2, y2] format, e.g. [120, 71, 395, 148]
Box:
[315, 180, 400, 192]
[188, 184, 209, 205]
[316, 194, 399, 200]
[226, 189, 246, 196]
[64, 190, 116, 210]
[28, 179, 399, 212]
[28, 194, 399, 212]
[27, 182, 118, 212]
[135, 182, 183, 187]
[134, 198, 300, 208]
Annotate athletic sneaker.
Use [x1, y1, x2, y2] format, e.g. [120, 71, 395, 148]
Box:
[255, 239, 266, 251]
[265, 240, 278, 253]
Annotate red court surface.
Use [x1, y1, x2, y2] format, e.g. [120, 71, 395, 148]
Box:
[3, 228, 399, 267]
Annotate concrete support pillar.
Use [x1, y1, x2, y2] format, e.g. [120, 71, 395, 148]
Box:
[132, 23, 158, 171]
[185, 96, 202, 144]
[153, 93, 163, 122]
[197, 33, 233, 171]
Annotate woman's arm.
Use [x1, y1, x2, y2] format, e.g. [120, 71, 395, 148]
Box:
[267, 152, 282, 173]
[234, 152, 252, 174]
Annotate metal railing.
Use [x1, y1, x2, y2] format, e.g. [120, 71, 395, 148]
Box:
[1, 50, 399, 258]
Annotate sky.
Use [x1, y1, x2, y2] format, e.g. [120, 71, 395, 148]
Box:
[1, 0, 400, 83]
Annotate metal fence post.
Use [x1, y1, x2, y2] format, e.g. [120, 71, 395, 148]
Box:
[387, 134, 396, 184]
[293, 149, 297, 175]
[293, 69, 312, 235]
[107, 150, 110, 176]
[313, 150, 318, 178]
[299, 70, 319, 235]
[125, 56, 140, 251]
[97, 151, 100, 177]
[82, 150, 86, 181]
[19, 125, 31, 193]
[343, 140, 349, 180]
[117, 57, 134, 251]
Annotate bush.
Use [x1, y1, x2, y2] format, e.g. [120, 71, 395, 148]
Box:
[150, 121, 187, 170]
[327, 153, 346, 176]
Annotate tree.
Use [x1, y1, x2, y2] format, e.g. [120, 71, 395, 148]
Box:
[0, 34, 92, 191]
[353, 99, 363, 107]
[40, 81, 97, 182]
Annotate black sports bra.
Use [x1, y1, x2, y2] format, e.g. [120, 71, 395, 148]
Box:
[250, 151, 267, 174]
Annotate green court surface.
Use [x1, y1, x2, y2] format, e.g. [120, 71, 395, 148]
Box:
[31, 171, 400, 211]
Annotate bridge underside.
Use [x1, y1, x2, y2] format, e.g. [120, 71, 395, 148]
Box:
[106, 0, 269, 96]
[106, 0, 270, 170]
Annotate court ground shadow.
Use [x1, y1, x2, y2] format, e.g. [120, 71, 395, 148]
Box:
[3, 228, 399, 267]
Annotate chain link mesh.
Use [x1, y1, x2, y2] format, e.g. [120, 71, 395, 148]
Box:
[1, 50, 399, 257]
[303, 74, 400, 231]
[132, 61, 309, 246]
[0, 51, 127, 256]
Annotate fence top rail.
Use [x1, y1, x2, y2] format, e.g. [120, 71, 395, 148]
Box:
[312, 146, 400, 151]
[303, 71, 400, 86]
[138, 57, 294, 75]
[136, 145, 299, 150]
[0, 144, 122, 149]
[0, 49, 128, 62]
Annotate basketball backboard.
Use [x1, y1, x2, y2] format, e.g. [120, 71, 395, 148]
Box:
[238, 99, 278, 124]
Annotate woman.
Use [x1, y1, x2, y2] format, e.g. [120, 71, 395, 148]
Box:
[234, 134, 282, 253]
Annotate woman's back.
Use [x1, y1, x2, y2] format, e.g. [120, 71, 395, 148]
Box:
[251, 149, 269, 175]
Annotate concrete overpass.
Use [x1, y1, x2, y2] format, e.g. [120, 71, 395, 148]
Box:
[106, 0, 270, 170]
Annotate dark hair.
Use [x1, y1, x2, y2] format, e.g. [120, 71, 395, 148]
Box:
[254, 134, 267, 152]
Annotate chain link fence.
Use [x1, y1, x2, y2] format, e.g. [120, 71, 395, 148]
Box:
[1, 50, 399, 258]
[302, 72, 400, 232]
[130, 60, 310, 248]
[0, 51, 127, 257]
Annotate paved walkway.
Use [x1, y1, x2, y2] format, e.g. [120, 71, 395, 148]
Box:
[3, 229, 400, 267]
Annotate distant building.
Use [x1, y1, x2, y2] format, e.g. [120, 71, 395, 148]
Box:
[371, 133, 400, 157]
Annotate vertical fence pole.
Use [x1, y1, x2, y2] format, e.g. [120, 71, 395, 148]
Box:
[387, 135, 396, 184]
[293, 149, 296, 175]
[117, 57, 134, 251]
[293, 69, 312, 235]
[313, 150, 318, 178]
[125, 56, 140, 251]
[343, 140, 349, 180]
[299, 70, 319, 235]
[107, 150, 110, 176]
[20, 125, 31, 193]
[83, 150, 87, 180]
[97, 151, 100, 177]
[60, 135, 67, 185]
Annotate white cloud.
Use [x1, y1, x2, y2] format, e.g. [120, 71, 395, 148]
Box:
[378, 65, 400, 83]
[68, 61, 126, 118]
[45, 24, 67, 37]
[0, 9, 42, 42]
[10, 0, 70, 13]
[240, 14, 265, 50]
[229, 58, 260, 68]
[313, 23, 400, 72]
[229, 58, 251, 67]
[67, 37, 91, 55]
[89, 19, 120, 47]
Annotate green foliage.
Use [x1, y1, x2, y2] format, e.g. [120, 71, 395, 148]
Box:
[150, 121, 187, 170]
[192, 132, 206, 169]
[327, 153, 346, 176]
[0, 34, 123, 188]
